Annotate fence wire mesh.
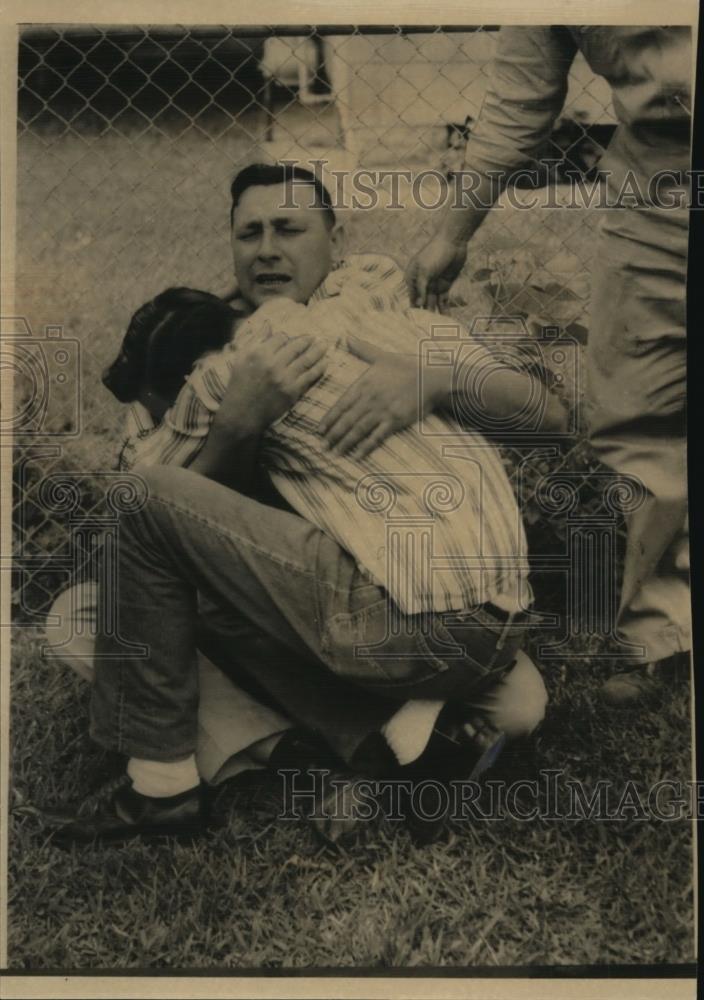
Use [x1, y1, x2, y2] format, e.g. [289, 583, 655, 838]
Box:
[11, 25, 625, 640]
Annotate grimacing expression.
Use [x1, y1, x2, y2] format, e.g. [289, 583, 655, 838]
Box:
[231, 182, 343, 308]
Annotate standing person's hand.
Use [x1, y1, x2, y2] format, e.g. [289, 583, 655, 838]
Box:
[405, 236, 468, 311]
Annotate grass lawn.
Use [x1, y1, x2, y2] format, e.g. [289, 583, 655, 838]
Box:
[9, 631, 695, 968]
[7, 110, 696, 969]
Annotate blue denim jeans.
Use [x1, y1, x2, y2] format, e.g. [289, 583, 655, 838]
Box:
[91, 465, 529, 762]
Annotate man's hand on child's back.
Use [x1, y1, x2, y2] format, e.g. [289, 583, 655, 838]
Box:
[319, 337, 429, 459]
[190, 330, 327, 491]
[220, 330, 327, 435]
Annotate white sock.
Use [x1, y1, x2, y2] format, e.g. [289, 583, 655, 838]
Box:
[127, 754, 199, 798]
[381, 699, 445, 766]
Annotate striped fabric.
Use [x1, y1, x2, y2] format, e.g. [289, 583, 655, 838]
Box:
[121, 254, 531, 615]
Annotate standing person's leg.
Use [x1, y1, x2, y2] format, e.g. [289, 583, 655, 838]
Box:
[614, 501, 689, 659]
[586, 238, 690, 704]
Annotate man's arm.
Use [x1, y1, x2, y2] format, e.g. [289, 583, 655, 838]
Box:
[319, 323, 567, 458]
[187, 410, 263, 492]
[188, 331, 327, 490]
[122, 331, 326, 493]
[407, 25, 578, 308]
[421, 345, 569, 434]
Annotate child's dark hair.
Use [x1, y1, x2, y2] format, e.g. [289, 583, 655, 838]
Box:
[103, 287, 237, 405]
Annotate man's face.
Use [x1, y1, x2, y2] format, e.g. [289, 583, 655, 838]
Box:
[231, 182, 343, 308]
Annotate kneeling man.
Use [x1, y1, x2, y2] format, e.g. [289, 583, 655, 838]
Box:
[41, 163, 565, 844]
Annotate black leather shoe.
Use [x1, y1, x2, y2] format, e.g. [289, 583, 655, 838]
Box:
[267, 728, 340, 774]
[398, 706, 506, 845]
[268, 730, 365, 847]
[37, 775, 207, 846]
[600, 652, 689, 708]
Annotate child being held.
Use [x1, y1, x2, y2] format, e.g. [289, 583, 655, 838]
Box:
[102, 286, 243, 425]
[103, 264, 528, 617]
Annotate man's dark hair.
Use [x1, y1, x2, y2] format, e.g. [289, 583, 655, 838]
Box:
[229, 162, 335, 228]
[102, 287, 236, 405]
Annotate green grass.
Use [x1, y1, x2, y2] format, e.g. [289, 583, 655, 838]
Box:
[9, 630, 695, 968]
[9, 111, 695, 969]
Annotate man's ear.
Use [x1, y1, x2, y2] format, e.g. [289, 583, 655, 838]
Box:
[330, 222, 345, 264]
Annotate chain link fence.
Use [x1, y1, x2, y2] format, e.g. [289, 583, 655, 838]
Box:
[11, 25, 627, 647]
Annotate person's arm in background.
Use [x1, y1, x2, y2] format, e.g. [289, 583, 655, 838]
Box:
[406, 25, 578, 309]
